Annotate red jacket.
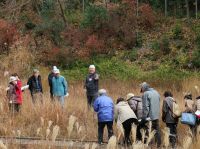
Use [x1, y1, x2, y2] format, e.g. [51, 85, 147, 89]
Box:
[16, 80, 23, 104]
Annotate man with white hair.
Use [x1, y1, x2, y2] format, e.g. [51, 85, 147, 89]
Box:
[93, 89, 114, 144]
[48, 66, 57, 100]
[84, 65, 99, 108]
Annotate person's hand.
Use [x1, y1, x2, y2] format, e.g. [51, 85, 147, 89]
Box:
[94, 74, 99, 80]
[65, 93, 69, 97]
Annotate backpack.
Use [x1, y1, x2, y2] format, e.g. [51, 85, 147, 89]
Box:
[168, 97, 181, 118]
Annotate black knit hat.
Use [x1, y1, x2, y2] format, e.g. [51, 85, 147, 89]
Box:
[184, 94, 192, 100]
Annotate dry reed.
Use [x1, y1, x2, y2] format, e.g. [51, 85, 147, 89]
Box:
[52, 125, 60, 142]
[107, 136, 117, 149]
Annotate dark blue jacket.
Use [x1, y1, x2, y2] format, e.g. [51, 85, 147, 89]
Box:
[93, 94, 114, 122]
[85, 73, 99, 96]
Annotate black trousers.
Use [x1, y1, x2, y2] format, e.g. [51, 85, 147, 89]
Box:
[9, 103, 20, 113]
[166, 123, 177, 148]
[87, 94, 97, 107]
[98, 121, 113, 144]
[122, 118, 137, 145]
[152, 120, 162, 148]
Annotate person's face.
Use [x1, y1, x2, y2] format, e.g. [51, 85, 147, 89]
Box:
[34, 72, 39, 78]
[15, 76, 19, 80]
[12, 80, 17, 85]
[55, 73, 59, 77]
[89, 68, 95, 74]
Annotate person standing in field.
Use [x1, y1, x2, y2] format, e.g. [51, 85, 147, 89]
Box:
[93, 89, 114, 145]
[162, 91, 179, 149]
[27, 69, 43, 104]
[52, 69, 68, 107]
[7, 76, 20, 112]
[184, 93, 196, 136]
[115, 97, 138, 146]
[126, 93, 143, 141]
[140, 82, 161, 148]
[84, 65, 99, 108]
[48, 66, 57, 100]
[12, 73, 23, 110]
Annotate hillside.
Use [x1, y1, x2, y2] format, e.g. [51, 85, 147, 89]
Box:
[0, 0, 200, 80]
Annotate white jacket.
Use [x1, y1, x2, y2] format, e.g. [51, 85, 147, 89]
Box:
[115, 101, 137, 124]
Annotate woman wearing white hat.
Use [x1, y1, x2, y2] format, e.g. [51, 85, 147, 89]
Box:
[6, 76, 20, 113]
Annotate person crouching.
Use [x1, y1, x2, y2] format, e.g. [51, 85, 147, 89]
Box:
[115, 97, 138, 146]
[93, 89, 114, 145]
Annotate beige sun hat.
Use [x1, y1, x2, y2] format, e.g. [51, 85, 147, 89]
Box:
[9, 76, 17, 83]
[126, 93, 135, 100]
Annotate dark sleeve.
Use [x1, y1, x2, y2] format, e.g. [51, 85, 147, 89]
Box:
[142, 93, 150, 119]
[48, 74, 52, 86]
[39, 76, 43, 93]
[27, 77, 32, 91]
[162, 100, 168, 122]
[84, 76, 88, 89]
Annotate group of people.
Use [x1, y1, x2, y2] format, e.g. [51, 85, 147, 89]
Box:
[5, 65, 200, 148]
[6, 66, 68, 111]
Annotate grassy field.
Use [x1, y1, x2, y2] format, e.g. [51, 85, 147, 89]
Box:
[0, 74, 200, 148]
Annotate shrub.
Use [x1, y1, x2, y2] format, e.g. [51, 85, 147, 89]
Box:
[85, 34, 105, 54]
[0, 19, 18, 54]
[192, 49, 200, 68]
[138, 4, 156, 29]
[81, 5, 109, 31]
[172, 23, 182, 39]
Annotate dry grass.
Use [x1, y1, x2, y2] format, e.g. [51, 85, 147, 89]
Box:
[0, 72, 200, 148]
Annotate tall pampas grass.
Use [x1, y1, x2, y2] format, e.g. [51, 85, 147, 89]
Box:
[48, 120, 53, 128]
[117, 122, 124, 142]
[84, 143, 90, 149]
[46, 128, 51, 139]
[67, 115, 77, 138]
[162, 127, 170, 148]
[107, 136, 117, 149]
[132, 141, 145, 149]
[140, 129, 146, 144]
[40, 117, 44, 127]
[91, 143, 98, 149]
[52, 125, 60, 142]
[0, 140, 7, 149]
[146, 130, 156, 146]
[131, 123, 137, 144]
[183, 129, 193, 149]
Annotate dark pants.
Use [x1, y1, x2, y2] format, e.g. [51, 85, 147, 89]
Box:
[122, 118, 137, 145]
[152, 120, 161, 148]
[50, 89, 54, 101]
[31, 92, 43, 104]
[9, 103, 20, 113]
[166, 123, 177, 148]
[87, 94, 97, 108]
[98, 121, 113, 144]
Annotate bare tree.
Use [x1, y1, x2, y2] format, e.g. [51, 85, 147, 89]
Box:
[165, 0, 167, 16]
[57, 0, 67, 26]
[185, 0, 189, 18]
[196, 0, 198, 19]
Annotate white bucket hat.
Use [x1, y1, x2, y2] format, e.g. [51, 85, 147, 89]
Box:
[89, 65, 95, 69]
[52, 66, 58, 73]
[9, 76, 17, 83]
[54, 69, 60, 74]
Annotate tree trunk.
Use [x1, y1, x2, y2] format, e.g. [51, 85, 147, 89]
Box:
[82, 0, 85, 12]
[185, 0, 189, 18]
[165, 0, 167, 17]
[57, 0, 67, 26]
[196, 0, 198, 19]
